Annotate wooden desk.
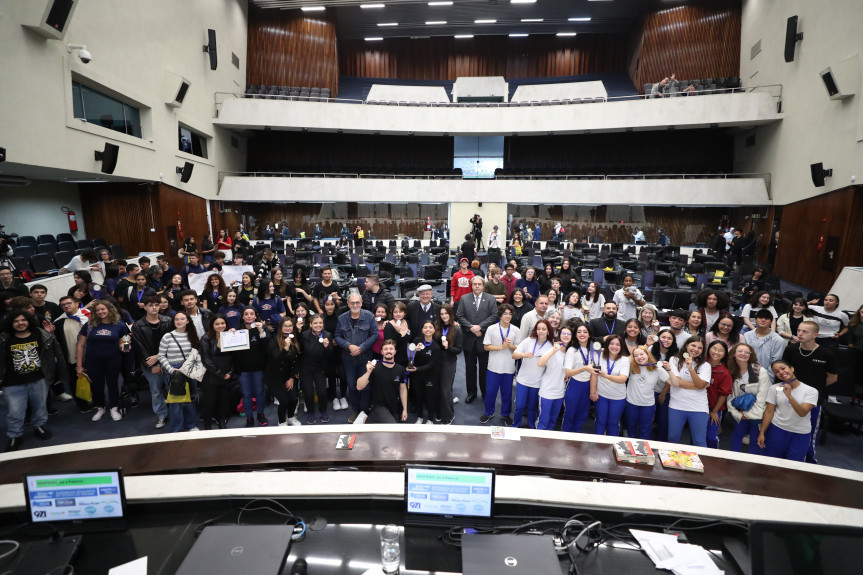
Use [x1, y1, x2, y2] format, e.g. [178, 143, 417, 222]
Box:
[2, 426, 861, 512]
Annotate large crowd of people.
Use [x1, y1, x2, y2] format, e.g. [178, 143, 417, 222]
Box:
[0, 229, 860, 466]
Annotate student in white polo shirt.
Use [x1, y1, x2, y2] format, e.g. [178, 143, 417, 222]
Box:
[757, 360, 819, 462]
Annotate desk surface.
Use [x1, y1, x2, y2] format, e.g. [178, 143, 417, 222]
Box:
[2, 426, 862, 513]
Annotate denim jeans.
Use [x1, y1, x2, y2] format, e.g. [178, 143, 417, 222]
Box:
[143, 369, 168, 419]
[5, 379, 48, 438]
[668, 408, 709, 447]
[344, 360, 371, 414]
[238, 371, 266, 417]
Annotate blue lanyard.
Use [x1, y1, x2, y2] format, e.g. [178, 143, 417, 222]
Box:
[533, 339, 547, 355]
[499, 324, 510, 343]
[604, 320, 616, 335]
[442, 326, 449, 337]
[578, 346, 590, 366]
[136, 289, 145, 302]
[606, 357, 617, 374]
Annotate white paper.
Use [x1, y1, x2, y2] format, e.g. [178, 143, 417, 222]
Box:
[188, 270, 218, 294]
[109, 556, 147, 575]
[221, 329, 250, 352]
[490, 426, 521, 441]
[630, 529, 723, 575]
[222, 265, 254, 287]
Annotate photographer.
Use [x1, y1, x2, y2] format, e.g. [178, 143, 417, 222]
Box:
[470, 214, 484, 250]
[0, 225, 18, 270]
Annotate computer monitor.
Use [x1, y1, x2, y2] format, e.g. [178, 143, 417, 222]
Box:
[404, 464, 495, 527]
[23, 469, 127, 532]
[749, 521, 863, 575]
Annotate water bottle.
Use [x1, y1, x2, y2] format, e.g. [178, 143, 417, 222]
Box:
[380, 524, 400, 574]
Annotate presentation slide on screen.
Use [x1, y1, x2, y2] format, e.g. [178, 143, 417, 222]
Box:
[26, 472, 123, 523]
[407, 469, 492, 517]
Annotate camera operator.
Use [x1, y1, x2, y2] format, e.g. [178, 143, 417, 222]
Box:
[0, 225, 18, 269]
[470, 214, 484, 250]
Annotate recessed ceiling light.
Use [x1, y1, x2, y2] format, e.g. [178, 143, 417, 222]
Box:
[377, 22, 398, 26]
[557, 32, 577, 37]
[521, 18, 544, 22]
[301, 6, 325, 12]
[360, 3, 385, 8]
[428, 1, 453, 5]
[509, 33, 529, 37]
[426, 21, 446, 25]
[455, 35, 474, 39]
[569, 17, 592, 22]
[365, 37, 384, 41]
[510, 0, 537, 4]
[475, 19, 496, 24]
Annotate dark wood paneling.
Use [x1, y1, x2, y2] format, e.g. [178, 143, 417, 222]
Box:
[339, 34, 628, 81]
[210, 201, 448, 242]
[80, 183, 209, 269]
[774, 187, 862, 293]
[247, 7, 338, 94]
[629, 2, 741, 93]
[247, 132, 454, 173]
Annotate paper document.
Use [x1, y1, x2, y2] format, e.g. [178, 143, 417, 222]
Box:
[220, 329, 250, 352]
[630, 529, 723, 575]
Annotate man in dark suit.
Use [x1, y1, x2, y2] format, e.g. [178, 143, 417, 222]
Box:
[588, 301, 626, 342]
[456, 276, 499, 403]
[406, 284, 440, 336]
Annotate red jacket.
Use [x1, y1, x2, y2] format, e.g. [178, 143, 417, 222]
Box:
[708, 364, 733, 411]
[451, 269, 475, 303]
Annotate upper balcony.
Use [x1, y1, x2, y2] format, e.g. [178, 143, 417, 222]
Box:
[214, 86, 783, 137]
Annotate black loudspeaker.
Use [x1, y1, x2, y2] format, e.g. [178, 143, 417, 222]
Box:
[203, 29, 217, 71]
[177, 162, 194, 183]
[784, 16, 803, 63]
[0, 147, 5, 162]
[46, 0, 75, 32]
[810, 162, 832, 187]
[94, 143, 119, 174]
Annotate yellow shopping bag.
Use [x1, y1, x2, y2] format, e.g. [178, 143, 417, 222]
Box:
[166, 382, 191, 404]
[75, 373, 92, 403]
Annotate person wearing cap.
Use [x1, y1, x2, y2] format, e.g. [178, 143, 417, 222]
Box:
[450, 257, 475, 308]
[407, 284, 440, 336]
[487, 225, 502, 267]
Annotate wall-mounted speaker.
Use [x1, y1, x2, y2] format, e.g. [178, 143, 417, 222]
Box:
[203, 29, 217, 71]
[819, 55, 860, 100]
[23, 0, 79, 40]
[177, 162, 194, 183]
[810, 162, 832, 187]
[167, 78, 191, 108]
[94, 143, 119, 174]
[0, 147, 5, 163]
[784, 15, 803, 63]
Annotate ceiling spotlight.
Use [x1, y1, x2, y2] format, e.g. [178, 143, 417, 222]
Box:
[377, 22, 398, 26]
[365, 37, 384, 41]
[426, 21, 447, 25]
[475, 19, 497, 24]
[569, 17, 592, 22]
[556, 32, 577, 37]
[455, 35, 474, 39]
[360, 3, 385, 8]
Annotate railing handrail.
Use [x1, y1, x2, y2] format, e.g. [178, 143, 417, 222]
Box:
[219, 170, 772, 181]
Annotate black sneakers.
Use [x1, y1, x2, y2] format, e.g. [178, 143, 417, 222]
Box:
[33, 426, 52, 440]
[479, 415, 492, 424]
[257, 413, 269, 426]
[245, 417, 254, 428]
[5, 437, 22, 452]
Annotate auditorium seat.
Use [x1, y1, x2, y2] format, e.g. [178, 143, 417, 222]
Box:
[12, 245, 35, 259]
[76, 239, 93, 249]
[9, 257, 29, 274]
[54, 250, 75, 269]
[36, 234, 56, 245]
[92, 238, 109, 248]
[56, 233, 74, 244]
[16, 235, 37, 248]
[30, 253, 59, 276]
[36, 243, 58, 256]
[109, 244, 127, 259]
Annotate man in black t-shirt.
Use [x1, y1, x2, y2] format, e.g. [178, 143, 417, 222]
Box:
[29, 285, 61, 326]
[312, 266, 341, 314]
[782, 320, 838, 464]
[357, 340, 407, 424]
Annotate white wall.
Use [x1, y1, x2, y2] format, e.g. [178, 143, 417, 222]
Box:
[450, 203, 508, 252]
[215, 91, 781, 138]
[0, 0, 248, 199]
[218, 175, 771, 206]
[0, 181, 85, 239]
[736, 0, 863, 204]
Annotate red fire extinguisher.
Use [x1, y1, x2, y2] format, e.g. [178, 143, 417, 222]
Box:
[177, 212, 184, 241]
[62, 206, 78, 232]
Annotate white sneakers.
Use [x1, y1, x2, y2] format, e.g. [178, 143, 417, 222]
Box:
[415, 418, 424, 425]
[333, 398, 342, 411]
[287, 417, 302, 426]
[109, 407, 122, 421]
[453, 397, 459, 404]
[353, 411, 368, 425]
[57, 393, 74, 402]
[425, 419, 434, 425]
[339, 397, 349, 410]
[91, 408, 105, 421]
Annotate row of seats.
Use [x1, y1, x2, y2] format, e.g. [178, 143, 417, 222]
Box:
[366, 97, 608, 106]
[245, 85, 331, 101]
[7, 243, 128, 277]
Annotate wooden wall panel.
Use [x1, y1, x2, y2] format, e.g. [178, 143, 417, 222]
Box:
[210, 201, 448, 242]
[773, 187, 863, 293]
[247, 7, 338, 94]
[80, 183, 209, 269]
[339, 34, 628, 81]
[629, 2, 741, 93]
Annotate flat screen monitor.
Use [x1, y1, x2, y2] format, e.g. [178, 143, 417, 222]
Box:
[404, 464, 494, 526]
[750, 521, 863, 575]
[23, 469, 127, 532]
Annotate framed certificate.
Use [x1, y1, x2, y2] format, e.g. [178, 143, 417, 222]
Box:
[220, 329, 250, 352]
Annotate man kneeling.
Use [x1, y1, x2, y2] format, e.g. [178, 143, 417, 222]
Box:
[356, 340, 407, 424]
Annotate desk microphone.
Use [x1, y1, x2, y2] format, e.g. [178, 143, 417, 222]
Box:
[291, 558, 308, 575]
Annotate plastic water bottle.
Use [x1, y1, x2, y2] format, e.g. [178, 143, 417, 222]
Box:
[380, 524, 400, 574]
